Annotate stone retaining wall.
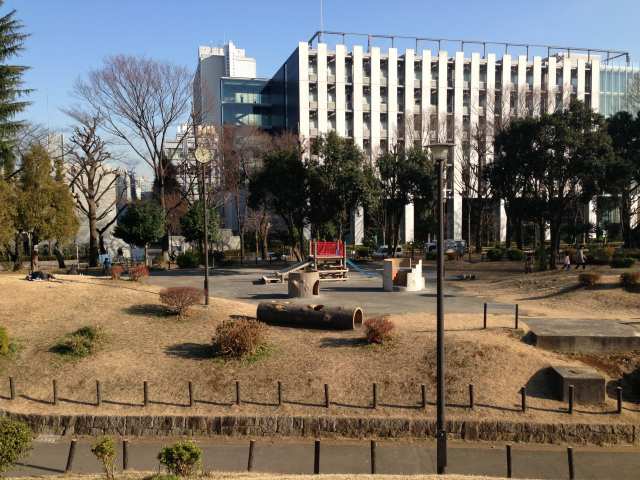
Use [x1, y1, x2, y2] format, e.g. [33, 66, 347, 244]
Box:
[2, 410, 636, 446]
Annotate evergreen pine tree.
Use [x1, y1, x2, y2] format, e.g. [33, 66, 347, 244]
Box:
[0, 1, 30, 174]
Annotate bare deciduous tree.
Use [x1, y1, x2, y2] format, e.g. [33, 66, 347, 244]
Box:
[65, 109, 124, 267]
[75, 55, 192, 260]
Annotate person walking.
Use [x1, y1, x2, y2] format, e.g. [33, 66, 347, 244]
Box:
[563, 251, 571, 271]
[575, 246, 587, 270]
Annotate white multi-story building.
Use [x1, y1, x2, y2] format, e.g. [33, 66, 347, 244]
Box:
[267, 32, 634, 244]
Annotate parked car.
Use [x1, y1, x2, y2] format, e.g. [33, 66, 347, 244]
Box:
[425, 240, 467, 255]
[372, 245, 404, 259]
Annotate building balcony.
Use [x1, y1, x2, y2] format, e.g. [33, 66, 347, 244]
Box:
[380, 103, 388, 113]
[309, 73, 317, 82]
[328, 101, 336, 111]
[309, 127, 318, 136]
[380, 128, 388, 137]
[309, 100, 318, 109]
[363, 76, 371, 85]
[414, 79, 421, 88]
[362, 103, 371, 112]
[380, 77, 388, 87]
[363, 129, 371, 139]
[431, 79, 438, 88]
[328, 74, 336, 83]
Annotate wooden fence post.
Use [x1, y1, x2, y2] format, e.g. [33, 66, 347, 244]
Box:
[9, 377, 15, 400]
[143, 381, 149, 407]
[568, 385, 574, 414]
[567, 447, 575, 480]
[515, 304, 519, 329]
[122, 439, 129, 471]
[370, 440, 377, 474]
[506, 444, 512, 478]
[52, 380, 58, 405]
[616, 386, 622, 414]
[324, 384, 330, 408]
[372, 383, 378, 409]
[96, 380, 101, 407]
[277, 381, 282, 407]
[469, 384, 474, 409]
[235, 381, 241, 405]
[483, 303, 487, 329]
[247, 439, 255, 472]
[188, 382, 194, 407]
[314, 439, 320, 474]
[421, 384, 427, 409]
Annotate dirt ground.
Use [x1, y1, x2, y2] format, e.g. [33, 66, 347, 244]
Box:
[0, 272, 637, 424]
[17, 474, 511, 480]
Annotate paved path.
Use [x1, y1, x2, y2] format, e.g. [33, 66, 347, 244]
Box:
[9, 437, 640, 479]
[147, 265, 502, 316]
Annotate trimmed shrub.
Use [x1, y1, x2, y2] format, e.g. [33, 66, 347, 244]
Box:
[0, 327, 9, 356]
[0, 417, 33, 473]
[157, 440, 202, 477]
[589, 247, 616, 265]
[610, 256, 635, 269]
[364, 316, 395, 344]
[91, 437, 116, 480]
[176, 251, 199, 269]
[621, 272, 640, 290]
[129, 264, 149, 281]
[355, 246, 370, 259]
[506, 248, 524, 261]
[578, 272, 601, 288]
[110, 265, 124, 280]
[212, 319, 265, 358]
[486, 248, 504, 261]
[52, 326, 104, 358]
[160, 287, 203, 317]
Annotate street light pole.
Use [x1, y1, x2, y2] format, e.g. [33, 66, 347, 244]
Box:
[436, 154, 446, 474]
[194, 146, 213, 306]
[429, 142, 453, 475]
[202, 161, 210, 306]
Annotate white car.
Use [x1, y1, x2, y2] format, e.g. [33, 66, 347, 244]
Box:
[372, 245, 404, 259]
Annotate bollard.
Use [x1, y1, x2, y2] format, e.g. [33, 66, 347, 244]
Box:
[277, 381, 282, 407]
[247, 439, 255, 472]
[568, 385, 574, 414]
[515, 304, 519, 329]
[96, 380, 101, 407]
[483, 303, 487, 329]
[324, 384, 330, 408]
[143, 381, 149, 407]
[9, 377, 15, 400]
[122, 439, 129, 471]
[520, 386, 527, 413]
[421, 384, 427, 409]
[52, 379, 58, 405]
[567, 446, 574, 480]
[616, 386, 623, 414]
[370, 440, 377, 474]
[469, 384, 474, 409]
[372, 383, 378, 409]
[314, 439, 320, 474]
[236, 381, 241, 405]
[506, 444, 512, 478]
[65, 439, 77, 473]
[188, 381, 194, 407]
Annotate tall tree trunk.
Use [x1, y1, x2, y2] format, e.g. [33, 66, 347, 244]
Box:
[549, 221, 560, 270]
[537, 220, 547, 271]
[12, 233, 21, 270]
[88, 200, 99, 267]
[621, 190, 633, 248]
[159, 175, 169, 262]
[53, 244, 66, 269]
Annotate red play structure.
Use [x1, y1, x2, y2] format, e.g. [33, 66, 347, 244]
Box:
[260, 240, 349, 284]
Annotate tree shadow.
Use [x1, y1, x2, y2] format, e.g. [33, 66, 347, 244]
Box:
[19, 394, 53, 406]
[165, 343, 214, 360]
[124, 304, 175, 317]
[150, 399, 188, 408]
[102, 399, 142, 407]
[58, 397, 97, 407]
[243, 399, 279, 407]
[319, 337, 368, 348]
[15, 463, 65, 474]
[230, 314, 256, 321]
[242, 293, 290, 300]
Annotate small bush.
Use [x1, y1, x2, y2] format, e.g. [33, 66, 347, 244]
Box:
[110, 265, 124, 280]
[425, 251, 436, 261]
[212, 319, 265, 358]
[52, 326, 104, 358]
[176, 251, 200, 269]
[158, 440, 202, 477]
[578, 272, 601, 287]
[91, 437, 116, 480]
[0, 417, 33, 473]
[364, 316, 395, 344]
[621, 272, 640, 290]
[623, 248, 640, 260]
[129, 264, 149, 281]
[589, 246, 616, 265]
[0, 327, 9, 356]
[160, 287, 203, 317]
[355, 246, 370, 259]
[145, 475, 180, 480]
[506, 248, 524, 261]
[610, 256, 635, 269]
[486, 248, 504, 261]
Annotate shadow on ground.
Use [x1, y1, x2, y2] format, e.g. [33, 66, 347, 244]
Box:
[165, 343, 214, 360]
[319, 336, 368, 348]
[124, 304, 175, 317]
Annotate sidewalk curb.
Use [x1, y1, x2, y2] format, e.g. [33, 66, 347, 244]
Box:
[2, 410, 636, 446]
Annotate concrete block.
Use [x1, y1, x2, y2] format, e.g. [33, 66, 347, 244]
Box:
[550, 365, 605, 404]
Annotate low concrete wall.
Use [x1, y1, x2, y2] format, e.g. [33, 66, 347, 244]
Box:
[2, 410, 636, 446]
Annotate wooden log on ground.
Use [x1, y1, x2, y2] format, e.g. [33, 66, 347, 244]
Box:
[288, 271, 320, 298]
[257, 301, 363, 330]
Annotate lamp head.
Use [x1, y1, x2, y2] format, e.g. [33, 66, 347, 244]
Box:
[428, 143, 454, 162]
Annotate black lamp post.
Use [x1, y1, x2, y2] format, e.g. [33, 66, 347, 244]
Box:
[429, 142, 453, 475]
[194, 146, 212, 306]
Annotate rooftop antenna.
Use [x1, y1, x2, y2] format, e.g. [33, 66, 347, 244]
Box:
[319, 0, 324, 43]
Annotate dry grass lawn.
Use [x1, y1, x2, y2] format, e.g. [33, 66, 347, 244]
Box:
[16, 474, 513, 480]
[0, 273, 637, 424]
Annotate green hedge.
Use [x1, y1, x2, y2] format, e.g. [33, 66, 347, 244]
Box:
[610, 257, 635, 269]
[506, 248, 524, 261]
[176, 251, 199, 269]
[486, 248, 504, 261]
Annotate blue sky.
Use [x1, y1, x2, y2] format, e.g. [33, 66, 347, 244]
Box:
[10, 0, 640, 135]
